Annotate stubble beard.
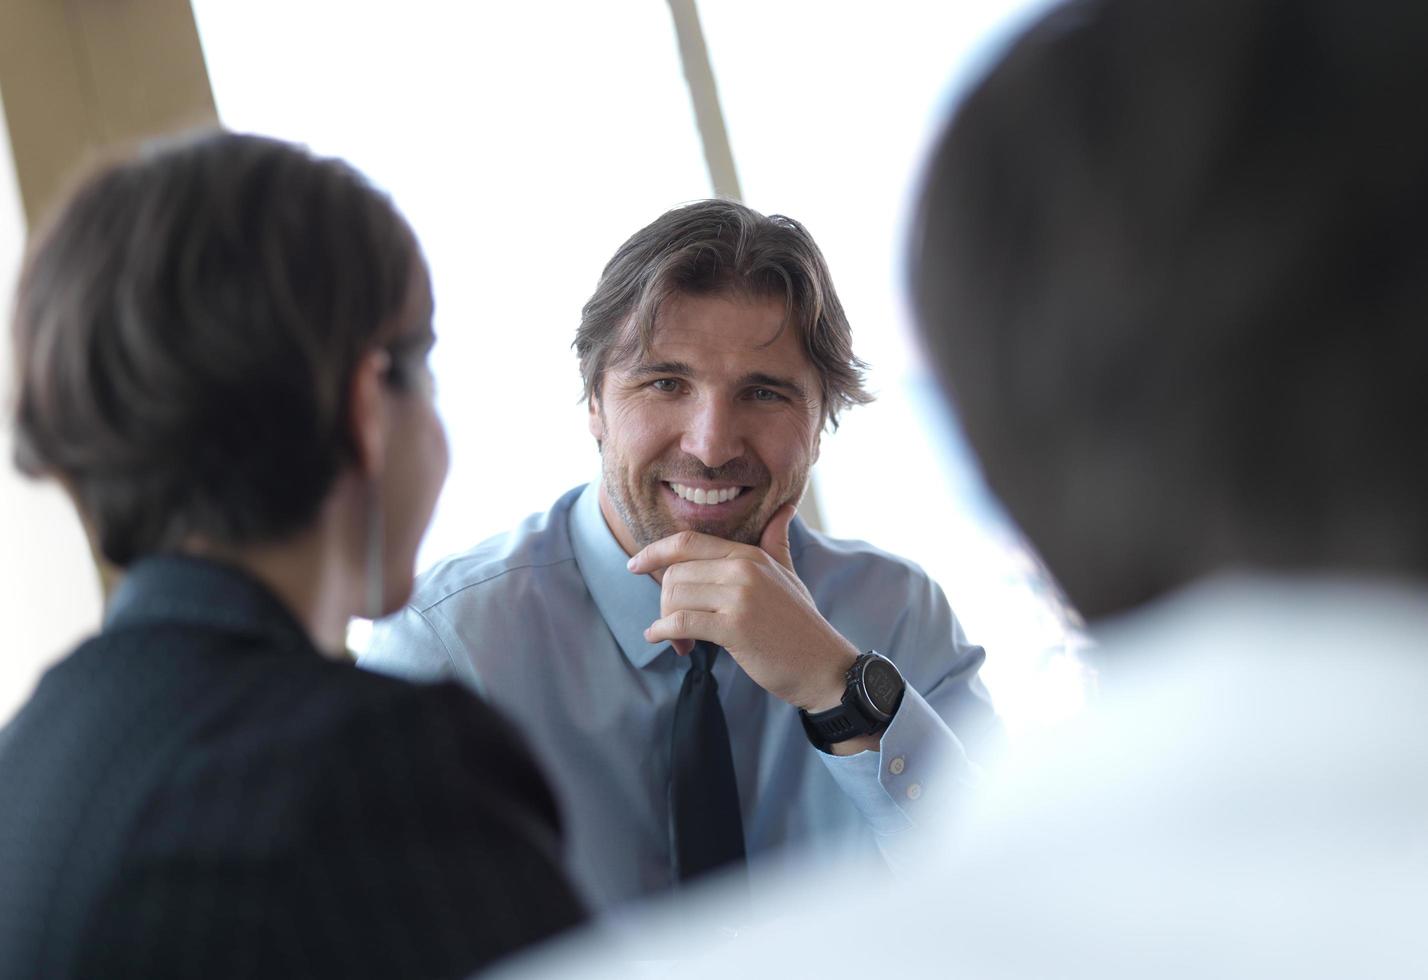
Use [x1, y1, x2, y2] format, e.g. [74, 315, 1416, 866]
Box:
[599, 446, 806, 552]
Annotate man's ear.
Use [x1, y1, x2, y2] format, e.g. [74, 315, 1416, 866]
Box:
[587, 393, 605, 445]
[349, 349, 391, 479]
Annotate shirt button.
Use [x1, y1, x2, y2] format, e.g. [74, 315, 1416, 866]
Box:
[906, 783, 923, 801]
[889, 756, 906, 776]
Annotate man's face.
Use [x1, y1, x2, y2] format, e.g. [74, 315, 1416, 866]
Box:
[590, 291, 824, 554]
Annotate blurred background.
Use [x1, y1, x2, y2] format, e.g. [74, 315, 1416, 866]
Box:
[1, 0, 1085, 735]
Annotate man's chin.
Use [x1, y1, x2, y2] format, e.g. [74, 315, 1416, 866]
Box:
[663, 502, 769, 545]
[629, 512, 758, 549]
[685, 517, 761, 546]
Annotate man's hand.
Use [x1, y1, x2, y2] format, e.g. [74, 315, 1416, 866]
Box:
[627, 504, 861, 714]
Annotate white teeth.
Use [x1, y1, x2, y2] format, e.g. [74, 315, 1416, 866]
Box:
[669, 483, 744, 506]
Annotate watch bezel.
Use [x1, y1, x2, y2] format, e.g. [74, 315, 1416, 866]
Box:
[851, 653, 904, 724]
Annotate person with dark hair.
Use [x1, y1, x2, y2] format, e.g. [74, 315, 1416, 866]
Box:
[891, 0, 1428, 968]
[1, 131, 584, 978]
[361, 199, 1000, 912]
[491, 0, 1428, 974]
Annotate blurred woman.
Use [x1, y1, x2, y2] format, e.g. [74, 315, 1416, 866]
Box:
[0, 131, 583, 979]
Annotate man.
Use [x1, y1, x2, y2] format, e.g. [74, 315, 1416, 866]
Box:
[363, 199, 999, 909]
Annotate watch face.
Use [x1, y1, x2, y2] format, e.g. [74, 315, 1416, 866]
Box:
[861, 658, 904, 718]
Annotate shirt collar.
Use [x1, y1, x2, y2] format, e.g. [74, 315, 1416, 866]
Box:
[568, 481, 670, 669]
[104, 553, 320, 656]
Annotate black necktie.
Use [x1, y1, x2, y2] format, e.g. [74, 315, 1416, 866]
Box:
[669, 641, 746, 883]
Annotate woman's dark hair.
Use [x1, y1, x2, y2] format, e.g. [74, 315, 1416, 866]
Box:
[10, 130, 428, 566]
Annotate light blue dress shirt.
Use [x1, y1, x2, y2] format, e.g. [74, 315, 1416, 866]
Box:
[362, 482, 999, 910]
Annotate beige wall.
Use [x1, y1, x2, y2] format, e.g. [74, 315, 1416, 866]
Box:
[0, 88, 101, 724]
[0, 0, 216, 723]
[0, 0, 216, 228]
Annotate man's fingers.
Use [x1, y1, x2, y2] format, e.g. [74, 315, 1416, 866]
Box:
[644, 609, 723, 648]
[659, 580, 726, 620]
[660, 557, 754, 588]
[627, 530, 744, 575]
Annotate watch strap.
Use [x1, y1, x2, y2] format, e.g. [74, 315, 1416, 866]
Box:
[799, 652, 900, 752]
[799, 700, 870, 750]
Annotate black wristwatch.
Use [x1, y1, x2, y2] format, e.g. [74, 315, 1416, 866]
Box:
[799, 652, 906, 753]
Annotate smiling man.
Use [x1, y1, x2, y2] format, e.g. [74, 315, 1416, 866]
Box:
[361, 200, 999, 911]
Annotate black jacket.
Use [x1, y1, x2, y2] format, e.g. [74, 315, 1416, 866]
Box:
[0, 556, 585, 978]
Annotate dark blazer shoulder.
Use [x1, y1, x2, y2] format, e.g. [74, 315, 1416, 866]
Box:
[54, 633, 584, 978]
[299, 666, 569, 840]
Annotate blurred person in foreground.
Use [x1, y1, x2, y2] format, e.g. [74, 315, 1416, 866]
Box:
[0, 131, 583, 978]
[360, 199, 1001, 912]
[491, 0, 1428, 974]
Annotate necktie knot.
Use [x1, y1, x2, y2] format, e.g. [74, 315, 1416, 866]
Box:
[690, 641, 718, 675]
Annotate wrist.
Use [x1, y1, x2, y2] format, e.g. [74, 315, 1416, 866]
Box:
[826, 733, 881, 757]
[795, 645, 859, 712]
[798, 651, 907, 754]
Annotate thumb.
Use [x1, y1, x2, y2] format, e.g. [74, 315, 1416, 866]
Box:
[759, 503, 798, 570]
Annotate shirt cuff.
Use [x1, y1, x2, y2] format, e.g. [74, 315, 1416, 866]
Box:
[815, 686, 972, 836]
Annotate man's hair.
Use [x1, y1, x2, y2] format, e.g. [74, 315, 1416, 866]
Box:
[11, 130, 427, 567]
[912, 0, 1428, 619]
[575, 199, 872, 428]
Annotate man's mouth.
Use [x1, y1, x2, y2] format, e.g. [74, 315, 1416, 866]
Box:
[665, 482, 746, 506]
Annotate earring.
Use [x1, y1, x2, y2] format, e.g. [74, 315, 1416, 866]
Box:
[365, 479, 384, 620]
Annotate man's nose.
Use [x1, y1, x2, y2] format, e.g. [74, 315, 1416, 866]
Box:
[680, 398, 745, 469]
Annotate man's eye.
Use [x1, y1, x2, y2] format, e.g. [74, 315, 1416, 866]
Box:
[751, 387, 782, 402]
[651, 379, 679, 393]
